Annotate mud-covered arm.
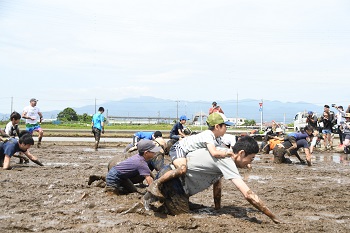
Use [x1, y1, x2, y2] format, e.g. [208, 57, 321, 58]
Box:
[207, 143, 233, 158]
[231, 178, 281, 223]
[213, 178, 222, 209]
[144, 175, 153, 186]
[2, 155, 11, 169]
[24, 151, 43, 166]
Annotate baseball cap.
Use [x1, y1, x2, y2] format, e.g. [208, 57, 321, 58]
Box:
[179, 115, 189, 121]
[324, 104, 330, 108]
[30, 98, 38, 102]
[345, 113, 350, 118]
[207, 112, 234, 126]
[308, 111, 313, 115]
[137, 139, 161, 154]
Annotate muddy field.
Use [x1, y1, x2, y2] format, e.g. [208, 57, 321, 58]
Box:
[1, 141, 349, 233]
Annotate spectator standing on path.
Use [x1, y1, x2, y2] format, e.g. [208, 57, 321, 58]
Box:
[209, 101, 224, 114]
[333, 105, 346, 147]
[319, 111, 333, 150]
[22, 98, 44, 148]
[92, 107, 105, 151]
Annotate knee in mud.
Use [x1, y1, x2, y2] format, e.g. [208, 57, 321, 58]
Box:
[273, 147, 286, 164]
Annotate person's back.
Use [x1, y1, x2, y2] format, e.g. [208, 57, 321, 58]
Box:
[92, 107, 105, 150]
[135, 131, 154, 140]
[178, 130, 220, 153]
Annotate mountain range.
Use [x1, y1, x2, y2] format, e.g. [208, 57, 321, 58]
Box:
[34, 96, 323, 124]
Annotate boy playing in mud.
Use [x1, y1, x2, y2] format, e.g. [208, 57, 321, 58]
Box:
[0, 131, 44, 170]
[145, 136, 281, 223]
[126, 131, 163, 153]
[4, 111, 29, 164]
[284, 126, 314, 156]
[148, 112, 234, 198]
[105, 139, 161, 195]
[169, 115, 189, 141]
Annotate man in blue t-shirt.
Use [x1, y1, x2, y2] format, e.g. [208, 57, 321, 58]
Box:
[0, 131, 44, 170]
[92, 107, 105, 151]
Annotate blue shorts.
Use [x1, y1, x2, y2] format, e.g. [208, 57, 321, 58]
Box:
[26, 123, 42, 134]
[322, 129, 332, 134]
[170, 134, 180, 141]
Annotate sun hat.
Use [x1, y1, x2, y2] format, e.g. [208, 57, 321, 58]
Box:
[206, 112, 233, 126]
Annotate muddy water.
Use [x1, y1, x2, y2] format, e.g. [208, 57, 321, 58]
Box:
[0, 142, 349, 232]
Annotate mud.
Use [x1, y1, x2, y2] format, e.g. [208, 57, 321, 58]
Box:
[1, 141, 350, 232]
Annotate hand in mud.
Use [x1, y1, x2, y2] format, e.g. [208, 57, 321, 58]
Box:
[32, 160, 44, 166]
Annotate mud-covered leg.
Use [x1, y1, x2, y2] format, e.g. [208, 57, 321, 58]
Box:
[88, 175, 106, 185]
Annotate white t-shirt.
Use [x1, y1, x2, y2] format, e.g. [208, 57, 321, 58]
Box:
[5, 121, 19, 137]
[184, 148, 241, 196]
[179, 130, 221, 153]
[23, 105, 41, 124]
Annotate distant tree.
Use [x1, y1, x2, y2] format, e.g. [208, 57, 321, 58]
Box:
[79, 113, 92, 123]
[243, 119, 256, 126]
[57, 107, 79, 121]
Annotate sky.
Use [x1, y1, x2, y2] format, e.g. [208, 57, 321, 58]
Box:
[0, 0, 349, 116]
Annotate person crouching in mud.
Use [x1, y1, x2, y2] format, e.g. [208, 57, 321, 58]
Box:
[273, 126, 314, 166]
[0, 130, 44, 170]
[105, 139, 161, 195]
[145, 136, 281, 224]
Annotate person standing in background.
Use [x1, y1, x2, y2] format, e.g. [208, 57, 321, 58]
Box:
[92, 107, 105, 151]
[22, 98, 44, 148]
[333, 105, 346, 147]
[209, 101, 224, 114]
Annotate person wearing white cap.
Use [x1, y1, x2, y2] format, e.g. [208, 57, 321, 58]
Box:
[22, 98, 44, 148]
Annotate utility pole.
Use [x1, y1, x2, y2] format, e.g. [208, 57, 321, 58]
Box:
[259, 100, 263, 131]
[236, 92, 238, 128]
[176, 100, 180, 119]
[11, 96, 13, 113]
